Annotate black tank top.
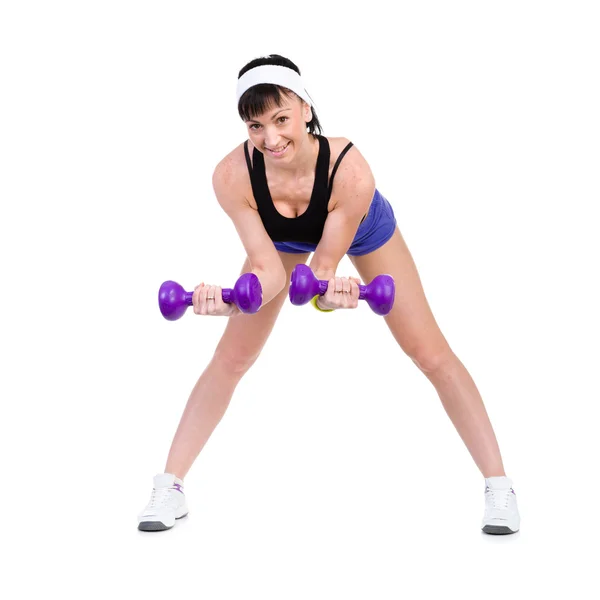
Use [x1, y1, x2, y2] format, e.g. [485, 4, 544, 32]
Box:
[244, 134, 354, 244]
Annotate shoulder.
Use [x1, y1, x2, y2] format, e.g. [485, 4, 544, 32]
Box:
[212, 142, 253, 211]
[325, 136, 375, 212]
[324, 136, 354, 156]
[326, 137, 375, 200]
[325, 136, 372, 177]
[212, 141, 251, 187]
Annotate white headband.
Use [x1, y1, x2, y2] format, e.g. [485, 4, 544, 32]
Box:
[236, 65, 313, 107]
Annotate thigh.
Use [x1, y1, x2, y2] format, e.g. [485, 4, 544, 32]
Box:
[215, 252, 310, 362]
[349, 227, 450, 362]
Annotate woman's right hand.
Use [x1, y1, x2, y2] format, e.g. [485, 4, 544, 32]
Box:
[192, 283, 241, 317]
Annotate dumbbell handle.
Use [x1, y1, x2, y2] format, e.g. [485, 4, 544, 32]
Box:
[289, 264, 395, 315]
[159, 273, 262, 320]
[175, 288, 235, 307]
[312, 279, 375, 301]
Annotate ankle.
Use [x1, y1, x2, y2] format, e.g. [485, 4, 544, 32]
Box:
[483, 470, 506, 478]
[164, 470, 185, 484]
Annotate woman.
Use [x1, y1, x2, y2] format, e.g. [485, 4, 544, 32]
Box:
[138, 54, 520, 535]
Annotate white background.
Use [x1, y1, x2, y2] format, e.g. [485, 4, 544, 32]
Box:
[1, 1, 599, 598]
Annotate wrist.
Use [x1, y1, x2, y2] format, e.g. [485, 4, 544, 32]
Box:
[311, 295, 334, 312]
[311, 268, 335, 282]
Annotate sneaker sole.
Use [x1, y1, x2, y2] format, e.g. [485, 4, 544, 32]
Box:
[138, 513, 188, 532]
[482, 524, 518, 535]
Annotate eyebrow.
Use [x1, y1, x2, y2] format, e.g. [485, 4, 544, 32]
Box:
[247, 108, 291, 123]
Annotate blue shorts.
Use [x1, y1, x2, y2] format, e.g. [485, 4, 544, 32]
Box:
[273, 189, 397, 256]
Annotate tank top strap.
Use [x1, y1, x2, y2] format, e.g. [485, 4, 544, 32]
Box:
[243, 140, 252, 172]
[244, 140, 274, 216]
[313, 135, 330, 193]
[328, 141, 354, 198]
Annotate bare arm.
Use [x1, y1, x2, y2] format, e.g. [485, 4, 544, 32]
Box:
[309, 145, 376, 281]
[212, 156, 287, 307]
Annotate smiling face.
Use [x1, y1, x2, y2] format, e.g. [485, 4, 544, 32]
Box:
[244, 90, 313, 161]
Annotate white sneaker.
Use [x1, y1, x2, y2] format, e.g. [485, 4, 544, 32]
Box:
[138, 473, 189, 532]
[481, 476, 520, 534]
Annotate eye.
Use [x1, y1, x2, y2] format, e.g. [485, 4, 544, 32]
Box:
[249, 123, 261, 130]
[277, 117, 288, 124]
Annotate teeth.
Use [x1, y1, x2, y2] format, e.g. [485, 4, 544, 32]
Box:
[269, 143, 288, 152]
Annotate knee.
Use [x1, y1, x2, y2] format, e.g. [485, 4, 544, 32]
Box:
[213, 346, 260, 376]
[408, 345, 454, 374]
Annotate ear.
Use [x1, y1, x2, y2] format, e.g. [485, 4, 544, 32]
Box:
[303, 101, 313, 124]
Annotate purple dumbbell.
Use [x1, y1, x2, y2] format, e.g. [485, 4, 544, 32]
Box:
[289, 264, 395, 316]
[159, 273, 262, 321]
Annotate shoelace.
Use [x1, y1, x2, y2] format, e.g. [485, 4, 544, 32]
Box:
[148, 487, 174, 509]
[486, 487, 511, 509]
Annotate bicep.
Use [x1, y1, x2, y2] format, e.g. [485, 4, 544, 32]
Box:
[311, 157, 375, 269]
[229, 204, 285, 273]
[314, 206, 363, 257]
[212, 163, 284, 274]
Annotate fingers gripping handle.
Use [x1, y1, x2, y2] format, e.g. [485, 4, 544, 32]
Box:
[158, 273, 262, 321]
[288, 264, 395, 315]
[180, 288, 233, 306]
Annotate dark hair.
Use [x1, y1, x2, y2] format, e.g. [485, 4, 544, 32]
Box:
[237, 54, 323, 136]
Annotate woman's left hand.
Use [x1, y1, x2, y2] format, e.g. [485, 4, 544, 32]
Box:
[315, 276, 361, 310]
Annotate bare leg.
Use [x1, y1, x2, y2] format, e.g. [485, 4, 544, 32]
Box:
[350, 228, 506, 478]
[164, 252, 310, 481]
[417, 351, 505, 477]
[163, 356, 246, 481]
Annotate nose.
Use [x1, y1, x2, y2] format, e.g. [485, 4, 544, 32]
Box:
[263, 127, 282, 149]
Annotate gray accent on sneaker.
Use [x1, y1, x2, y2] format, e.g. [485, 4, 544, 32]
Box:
[482, 524, 518, 535]
[138, 513, 188, 532]
[138, 521, 171, 532]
